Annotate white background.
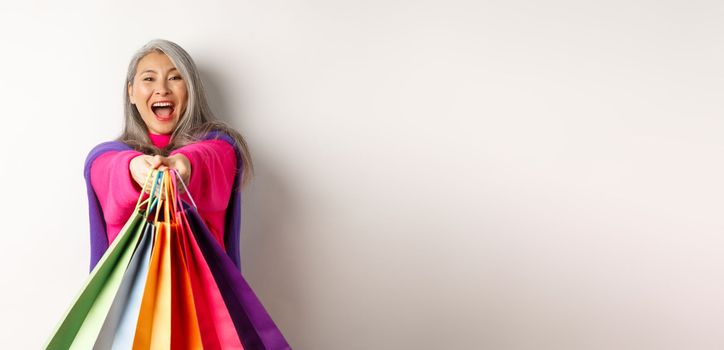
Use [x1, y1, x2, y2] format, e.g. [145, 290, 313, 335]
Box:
[1, 1, 723, 349]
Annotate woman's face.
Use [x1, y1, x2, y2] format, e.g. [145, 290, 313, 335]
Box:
[128, 52, 188, 135]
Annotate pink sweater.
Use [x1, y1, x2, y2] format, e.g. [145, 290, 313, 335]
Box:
[89, 132, 237, 248]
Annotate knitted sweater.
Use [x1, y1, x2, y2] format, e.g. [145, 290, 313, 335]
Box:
[85, 131, 240, 271]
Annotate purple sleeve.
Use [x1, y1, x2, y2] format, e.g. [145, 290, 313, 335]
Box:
[89, 149, 144, 229]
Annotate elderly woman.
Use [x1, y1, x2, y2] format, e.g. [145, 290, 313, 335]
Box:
[80, 39, 290, 349]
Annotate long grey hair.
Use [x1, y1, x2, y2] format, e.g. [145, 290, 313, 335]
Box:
[118, 38, 254, 188]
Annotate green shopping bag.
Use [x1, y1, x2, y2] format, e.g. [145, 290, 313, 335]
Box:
[44, 170, 163, 349]
[45, 210, 145, 349]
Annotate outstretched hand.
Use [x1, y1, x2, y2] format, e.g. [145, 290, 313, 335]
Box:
[163, 154, 192, 191]
[130, 154, 191, 194]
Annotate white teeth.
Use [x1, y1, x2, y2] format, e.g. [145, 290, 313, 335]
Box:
[152, 102, 173, 107]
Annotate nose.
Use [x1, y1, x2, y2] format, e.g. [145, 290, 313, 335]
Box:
[154, 80, 171, 95]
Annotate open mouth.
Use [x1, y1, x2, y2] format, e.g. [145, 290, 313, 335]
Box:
[151, 101, 175, 120]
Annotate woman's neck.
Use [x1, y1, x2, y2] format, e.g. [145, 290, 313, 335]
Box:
[148, 131, 172, 148]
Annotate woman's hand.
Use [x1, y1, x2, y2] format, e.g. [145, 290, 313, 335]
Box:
[164, 154, 191, 193]
[129, 154, 191, 194]
[130, 154, 167, 193]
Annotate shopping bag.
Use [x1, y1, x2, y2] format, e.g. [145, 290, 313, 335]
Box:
[45, 170, 163, 349]
[172, 173, 244, 350]
[44, 170, 160, 349]
[177, 193, 289, 348]
[45, 168, 291, 349]
[93, 222, 154, 348]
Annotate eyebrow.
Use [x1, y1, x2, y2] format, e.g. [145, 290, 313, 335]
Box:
[140, 67, 178, 74]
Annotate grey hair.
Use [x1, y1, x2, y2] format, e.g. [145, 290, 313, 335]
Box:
[118, 38, 253, 188]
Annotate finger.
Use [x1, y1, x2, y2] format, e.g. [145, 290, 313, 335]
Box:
[146, 155, 160, 168]
[160, 157, 172, 167]
[139, 171, 152, 193]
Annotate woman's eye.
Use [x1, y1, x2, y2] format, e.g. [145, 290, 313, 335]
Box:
[142, 76, 180, 81]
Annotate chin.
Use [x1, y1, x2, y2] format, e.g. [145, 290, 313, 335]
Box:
[146, 118, 178, 134]
[156, 126, 176, 134]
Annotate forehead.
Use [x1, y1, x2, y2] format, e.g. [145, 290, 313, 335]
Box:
[136, 52, 178, 74]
